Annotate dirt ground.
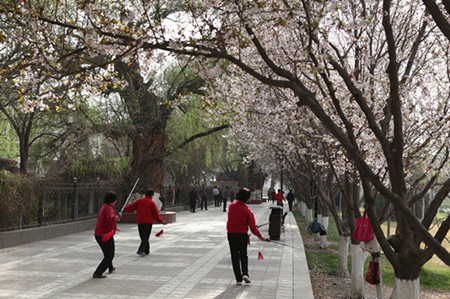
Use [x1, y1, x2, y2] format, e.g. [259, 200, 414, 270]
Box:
[305, 236, 449, 298]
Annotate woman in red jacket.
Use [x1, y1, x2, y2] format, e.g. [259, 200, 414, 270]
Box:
[93, 191, 121, 278]
[123, 189, 165, 256]
[227, 188, 268, 285]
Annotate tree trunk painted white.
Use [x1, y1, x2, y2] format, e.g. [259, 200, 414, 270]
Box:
[299, 201, 305, 216]
[315, 214, 322, 241]
[322, 216, 329, 231]
[337, 236, 350, 277]
[389, 278, 420, 299]
[319, 216, 329, 248]
[374, 255, 384, 299]
[306, 208, 313, 224]
[319, 235, 327, 248]
[351, 244, 369, 298]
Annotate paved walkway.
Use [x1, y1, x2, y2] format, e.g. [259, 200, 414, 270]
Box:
[0, 202, 313, 299]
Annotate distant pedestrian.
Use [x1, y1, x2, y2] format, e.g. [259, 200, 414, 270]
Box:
[93, 191, 121, 278]
[175, 187, 181, 205]
[189, 187, 198, 213]
[213, 186, 220, 207]
[230, 188, 236, 203]
[287, 189, 295, 212]
[218, 188, 223, 207]
[275, 189, 286, 206]
[123, 189, 165, 257]
[267, 188, 271, 202]
[227, 188, 268, 285]
[223, 186, 230, 212]
[270, 189, 276, 203]
[276, 189, 286, 214]
[201, 184, 208, 210]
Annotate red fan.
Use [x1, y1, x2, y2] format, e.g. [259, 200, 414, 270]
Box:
[155, 230, 164, 237]
[258, 252, 264, 260]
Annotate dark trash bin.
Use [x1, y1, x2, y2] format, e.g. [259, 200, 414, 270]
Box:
[269, 206, 282, 240]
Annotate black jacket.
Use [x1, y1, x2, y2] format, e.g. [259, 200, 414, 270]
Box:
[189, 189, 198, 201]
[287, 192, 295, 201]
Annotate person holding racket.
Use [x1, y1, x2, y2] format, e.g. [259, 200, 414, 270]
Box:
[123, 188, 166, 257]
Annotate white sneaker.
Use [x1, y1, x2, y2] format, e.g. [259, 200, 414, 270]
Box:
[242, 275, 251, 283]
[236, 281, 242, 285]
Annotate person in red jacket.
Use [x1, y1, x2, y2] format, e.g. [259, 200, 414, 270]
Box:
[227, 188, 268, 285]
[275, 189, 286, 206]
[123, 188, 166, 256]
[93, 191, 121, 278]
[270, 189, 276, 203]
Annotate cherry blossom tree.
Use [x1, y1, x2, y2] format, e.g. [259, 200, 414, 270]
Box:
[3, 1, 450, 298]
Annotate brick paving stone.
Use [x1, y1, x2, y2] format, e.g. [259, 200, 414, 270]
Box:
[0, 202, 313, 299]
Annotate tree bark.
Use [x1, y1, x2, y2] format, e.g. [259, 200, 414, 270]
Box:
[130, 126, 167, 192]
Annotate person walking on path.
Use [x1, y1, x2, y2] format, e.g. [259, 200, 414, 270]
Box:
[175, 187, 181, 206]
[200, 184, 208, 210]
[189, 186, 198, 213]
[270, 189, 276, 204]
[93, 191, 121, 278]
[287, 189, 295, 212]
[213, 186, 220, 207]
[223, 186, 230, 212]
[267, 188, 272, 202]
[227, 188, 268, 285]
[275, 189, 286, 214]
[218, 188, 223, 207]
[230, 188, 235, 203]
[275, 189, 286, 206]
[123, 189, 165, 257]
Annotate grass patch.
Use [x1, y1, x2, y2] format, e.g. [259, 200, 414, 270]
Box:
[306, 250, 341, 275]
[294, 209, 450, 291]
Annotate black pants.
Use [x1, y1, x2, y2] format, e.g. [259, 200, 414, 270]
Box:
[214, 195, 219, 207]
[201, 196, 208, 210]
[227, 233, 248, 282]
[190, 199, 196, 212]
[223, 198, 227, 212]
[138, 223, 153, 254]
[288, 200, 293, 211]
[94, 235, 115, 275]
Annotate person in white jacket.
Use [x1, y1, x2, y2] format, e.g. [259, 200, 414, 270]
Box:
[213, 186, 220, 207]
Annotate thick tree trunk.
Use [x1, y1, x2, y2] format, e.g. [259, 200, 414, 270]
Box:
[130, 127, 166, 192]
[351, 244, 369, 298]
[389, 278, 420, 299]
[337, 235, 350, 277]
[19, 137, 29, 174]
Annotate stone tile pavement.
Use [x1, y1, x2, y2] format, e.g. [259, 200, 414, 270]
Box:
[0, 202, 313, 299]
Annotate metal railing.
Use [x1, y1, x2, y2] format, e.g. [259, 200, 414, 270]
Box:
[0, 178, 116, 232]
